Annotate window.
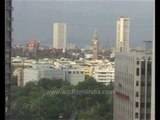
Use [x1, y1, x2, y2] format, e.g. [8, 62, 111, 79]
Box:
[147, 58, 151, 75]
[141, 60, 145, 75]
[140, 103, 145, 108]
[146, 113, 150, 119]
[141, 81, 145, 87]
[81, 71, 83, 74]
[135, 112, 139, 119]
[68, 71, 71, 74]
[147, 103, 151, 108]
[136, 81, 139, 86]
[137, 59, 139, 65]
[136, 68, 139, 76]
[140, 113, 144, 119]
[136, 92, 139, 97]
[135, 102, 139, 108]
[147, 81, 151, 87]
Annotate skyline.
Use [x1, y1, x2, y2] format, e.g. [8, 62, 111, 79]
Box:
[12, 1, 154, 48]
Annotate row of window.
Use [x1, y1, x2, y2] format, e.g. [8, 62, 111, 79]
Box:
[98, 75, 114, 77]
[68, 71, 83, 74]
[135, 112, 151, 119]
[136, 63, 152, 76]
[136, 80, 151, 87]
[98, 79, 113, 81]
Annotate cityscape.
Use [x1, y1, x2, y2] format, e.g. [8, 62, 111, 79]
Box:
[5, 0, 155, 120]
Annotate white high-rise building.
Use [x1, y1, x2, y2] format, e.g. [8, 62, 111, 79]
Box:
[53, 23, 67, 49]
[116, 16, 130, 52]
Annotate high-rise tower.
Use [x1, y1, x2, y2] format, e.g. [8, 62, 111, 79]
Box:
[114, 51, 152, 120]
[116, 16, 130, 52]
[53, 23, 67, 49]
[92, 29, 99, 60]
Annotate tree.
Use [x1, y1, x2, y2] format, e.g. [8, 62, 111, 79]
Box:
[10, 78, 114, 120]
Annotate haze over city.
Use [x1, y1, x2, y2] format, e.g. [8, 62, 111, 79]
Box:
[12, 0, 154, 48]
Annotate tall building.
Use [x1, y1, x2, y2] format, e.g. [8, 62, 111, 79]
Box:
[92, 30, 99, 60]
[113, 51, 152, 120]
[151, 15, 155, 120]
[116, 16, 130, 52]
[53, 23, 67, 49]
[5, 0, 13, 118]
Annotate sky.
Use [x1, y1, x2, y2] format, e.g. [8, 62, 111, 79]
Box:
[12, 0, 154, 48]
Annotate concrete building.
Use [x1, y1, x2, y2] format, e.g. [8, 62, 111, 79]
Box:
[5, 0, 12, 117]
[80, 64, 94, 76]
[64, 67, 85, 85]
[116, 16, 130, 52]
[23, 64, 64, 85]
[53, 23, 67, 49]
[23, 64, 85, 85]
[113, 51, 152, 120]
[13, 68, 24, 86]
[92, 30, 99, 60]
[27, 39, 39, 52]
[93, 65, 114, 85]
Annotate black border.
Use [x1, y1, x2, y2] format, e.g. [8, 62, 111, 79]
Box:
[155, 0, 159, 119]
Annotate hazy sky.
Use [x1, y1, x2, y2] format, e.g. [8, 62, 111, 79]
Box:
[12, 0, 154, 48]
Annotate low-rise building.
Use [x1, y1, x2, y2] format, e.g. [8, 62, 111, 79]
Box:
[64, 67, 85, 85]
[23, 64, 64, 85]
[13, 68, 24, 86]
[93, 65, 114, 85]
[80, 64, 93, 76]
[23, 63, 85, 86]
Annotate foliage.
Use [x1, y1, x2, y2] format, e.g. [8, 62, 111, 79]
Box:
[10, 77, 114, 120]
[110, 57, 115, 62]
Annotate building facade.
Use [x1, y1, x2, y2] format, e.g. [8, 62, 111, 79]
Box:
[53, 23, 67, 49]
[23, 64, 64, 85]
[116, 17, 130, 52]
[5, 0, 12, 118]
[113, 52, 152, 120]
[23, 64, 85, 85]
[27, 39, 39, 52]
[92, 30, 99, 60]
[81, 65, 94, 76]
[13, 68, 24, 86]
[93, 65, 114, 85]
[64, 68, 85, 85]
